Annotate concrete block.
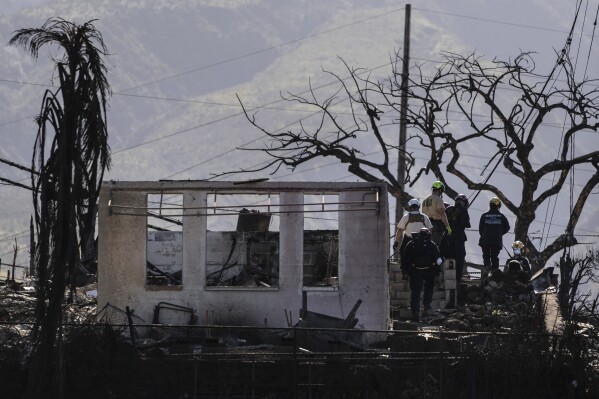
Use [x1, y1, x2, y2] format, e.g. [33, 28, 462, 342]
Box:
[390, 298, 407, 307]
[429, 299, 446, 310]
[397, 291, 411, 300]
[390, 282, 404, 291]
[389, 271, 402, 282]
[396, 307, 415, 319]
[389, 263, 403, 273]
[444, 279, 457, 289]
[392, 320, 419, 331]
[444, 269, 456, 280]
[432, 291, 446, 301]
[400, 300, 411, 308]
[442, 258, 456, 271]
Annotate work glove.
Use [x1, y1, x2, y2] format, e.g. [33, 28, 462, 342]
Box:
[446, 225, 452, 235]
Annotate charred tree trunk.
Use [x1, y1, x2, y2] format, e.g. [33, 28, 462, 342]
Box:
[10, 18, 111, 399]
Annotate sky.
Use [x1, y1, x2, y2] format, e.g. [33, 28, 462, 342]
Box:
[3, 0, 49, 15]
[0, 0, 598, 283]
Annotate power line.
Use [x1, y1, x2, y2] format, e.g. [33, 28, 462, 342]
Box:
[582, 2, 599, 79]
[413, 6, 590, 36]
[115, 61, 389, 159]
[0, 77, 52, 88]
[0, 230, 29, 242]
[0, 114, 36, 128]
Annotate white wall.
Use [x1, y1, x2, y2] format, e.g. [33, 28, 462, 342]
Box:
[97, 181, 389, 330]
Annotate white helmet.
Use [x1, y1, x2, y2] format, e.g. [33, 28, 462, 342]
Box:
[408, 198, 420, 208]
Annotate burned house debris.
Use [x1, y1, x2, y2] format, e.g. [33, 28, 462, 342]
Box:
[98, 181, 390, 331]
[2, 230, 598, 397]
[1, 179, 596, 397]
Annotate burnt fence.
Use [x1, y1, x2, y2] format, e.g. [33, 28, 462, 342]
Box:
[1, 322, 598, 398]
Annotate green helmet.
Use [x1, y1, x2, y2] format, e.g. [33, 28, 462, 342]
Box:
[431, 181, 445, 191]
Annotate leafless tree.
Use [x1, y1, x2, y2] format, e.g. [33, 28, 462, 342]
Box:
[558, 249, 599, 320]
[10, 17, 111, 399]
[233, 47, 599, 270]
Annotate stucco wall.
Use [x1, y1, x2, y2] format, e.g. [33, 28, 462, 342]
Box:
[97, 181, 389, 330]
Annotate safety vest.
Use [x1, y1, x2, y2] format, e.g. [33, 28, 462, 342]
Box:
[408, 213, 425, 224]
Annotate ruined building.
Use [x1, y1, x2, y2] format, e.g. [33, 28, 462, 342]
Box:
[98, 181, 390, 330]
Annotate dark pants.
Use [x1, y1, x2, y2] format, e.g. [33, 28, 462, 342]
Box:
[449, 239, 466, 282]
[430, 219, 445, 247]
[409, 267, 435, 315]
[481, 245, 501, 270]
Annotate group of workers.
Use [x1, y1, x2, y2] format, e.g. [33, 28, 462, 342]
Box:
[393, 181, 531, 322]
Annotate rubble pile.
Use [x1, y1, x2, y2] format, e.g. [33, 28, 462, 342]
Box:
[0, 281, 98, 339]
[405, 269, 541, 332]
[0, 274, 598, 398]
[0, 284, 37, 343]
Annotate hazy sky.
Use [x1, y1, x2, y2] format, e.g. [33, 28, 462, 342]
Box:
[2, 0, 49, 15]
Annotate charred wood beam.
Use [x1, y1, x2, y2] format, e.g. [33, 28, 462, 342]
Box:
[0, 157, 38, 175]
[147, 211, 183, 226]
[147, 224, 170, 232]
[146, 261, 182, 285]
[0, 177, 32, 191]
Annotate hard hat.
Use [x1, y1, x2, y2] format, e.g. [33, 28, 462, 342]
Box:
[489, 197, 501, 207]
[512, 241, 524, 250]
[419, 227, 431, 239]
[455, 194, 468, 204]
[408, 198, 420, 208]
[431, 181, 445, 191]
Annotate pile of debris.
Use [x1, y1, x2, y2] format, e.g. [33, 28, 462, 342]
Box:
[0, 281, 98, 339]
[397, 268, 554, 333]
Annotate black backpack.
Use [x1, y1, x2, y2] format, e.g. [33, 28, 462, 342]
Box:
[409, 240, 434, 269]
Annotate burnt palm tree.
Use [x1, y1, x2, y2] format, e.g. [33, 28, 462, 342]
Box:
[9, 17, 111, 399]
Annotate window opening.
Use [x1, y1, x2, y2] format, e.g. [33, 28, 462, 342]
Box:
[146, 193, 183, 286]
[303, 194, 339, 287]
[206, 193, 280, 288]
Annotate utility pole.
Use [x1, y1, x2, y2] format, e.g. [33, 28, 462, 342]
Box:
[395, 3, 411, 226]
[30, 216, 35, 278]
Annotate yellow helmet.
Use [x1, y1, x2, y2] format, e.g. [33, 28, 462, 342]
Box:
[489, 197, 501, 207]
[512, 241, 524, 250]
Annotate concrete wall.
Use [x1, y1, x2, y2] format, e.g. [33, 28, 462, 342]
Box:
[98, 181, 389, 330]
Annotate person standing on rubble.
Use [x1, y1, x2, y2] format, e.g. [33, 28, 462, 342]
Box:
[422, 181, 452, 247]
[403, 227, 442, 322]
[445, 194, 471, 283]
[505, 240, 532, 277]
[393, 198, 433, 276]
[478, 197, 510, 273]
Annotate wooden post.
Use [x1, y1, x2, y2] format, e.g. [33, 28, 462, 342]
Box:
[395, 4, 411, 225]
[11, 238, 17, 282]
[30, 216, 35, 278]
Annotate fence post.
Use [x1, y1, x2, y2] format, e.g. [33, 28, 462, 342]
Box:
[193, 355, 198, 399]
[125, 306, 137, 349]
[293, 326, 298, 399]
